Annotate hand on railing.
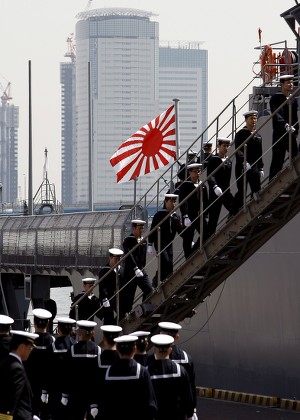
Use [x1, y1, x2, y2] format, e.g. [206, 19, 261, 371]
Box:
[183, 215, 192, 227]
[213, 185, 222, 197]
[61, 394, 69, 406]
[102, 298, 110, 308]
[134, 267, 144, 278]
[244, 162, 251, 171]
[259, 170, 264, 179]
[90, 405, 98, 418]
[285, 123, 296, 133]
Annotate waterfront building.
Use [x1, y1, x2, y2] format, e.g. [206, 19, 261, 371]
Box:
[0, 96, 19, 204]
[60, 8, 208, 206]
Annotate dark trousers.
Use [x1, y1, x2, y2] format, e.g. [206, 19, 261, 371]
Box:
[119, 271, 153, 319]
[234, 166, 261, 212]
[269, 133, 298, 180]
[181, 217, 208, 259]
[152, 247, 174, 287]
[208, 191, 234, 237]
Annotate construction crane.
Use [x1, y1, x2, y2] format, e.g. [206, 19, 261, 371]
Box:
[0, 81, 12, 104]
[64, 33, 76, 63]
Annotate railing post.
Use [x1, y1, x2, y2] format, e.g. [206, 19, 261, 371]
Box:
[157, 227, 161, 285]
[116, 269, 120, 325]
[199, 185, 203, 249]
[243, 144, 248, 212]
[288, 98, 292, 169]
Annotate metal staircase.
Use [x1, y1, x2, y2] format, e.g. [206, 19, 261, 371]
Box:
[120, 151, 300, 334]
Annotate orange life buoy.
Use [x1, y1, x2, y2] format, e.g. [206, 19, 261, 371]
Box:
[279, 48, 294, 76]
[261, 44, 276, 83]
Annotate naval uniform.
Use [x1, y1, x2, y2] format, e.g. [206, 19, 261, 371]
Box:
[149, 209, 182, 285]
[64, 340, 101, 420]
[179, 178, 209, 259]
[99, 263, 124, 324]
[100, 358, 157, 419]
[234, 126, 264, 212]
[147, 358, 194, 420]
[24, 331, 55, 419]
[44, 335, 76, 420]
[269, 91, 299, 180]
[120, 234, 153, 319]
[207, 153, 234, 236]
[0, 353, 34, 420]
[0, 334, 11, 363]
[69, 292, 101, 322]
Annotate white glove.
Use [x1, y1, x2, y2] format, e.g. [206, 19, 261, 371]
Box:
[90, 406, 98, 418]
[147, 244, 155, 255]
[259, 170, 264, 179]
[33, 416, 41, 420]
[213, 186, 222, 197]
[41, 391, 49, 404]
[61, 394, 68, 406]
[192, 412, 199, 420]
[102, 298, 110, 308]
[285, 123, 296, 133]
[245, 162, 251, 171]
[183, 215, 192, 227]
[134, 267, 144, 278]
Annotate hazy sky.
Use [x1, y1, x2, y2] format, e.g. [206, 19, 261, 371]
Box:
[0, 0, 297, 201]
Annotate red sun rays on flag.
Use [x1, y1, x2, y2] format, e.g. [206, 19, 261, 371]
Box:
[110, 105, 176, 183]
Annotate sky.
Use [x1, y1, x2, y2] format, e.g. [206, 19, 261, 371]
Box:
[0, 0, 297, 201]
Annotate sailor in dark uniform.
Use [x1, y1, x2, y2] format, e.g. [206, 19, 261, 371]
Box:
[148, 334, 194, 420]
[98, 248, 124, 324]
[62, 320, 100, 420]
[100, 335, 157, 420]
[207, 137, 235, 237]
[24, 308, 55, 420]
[201, 141, 213, 169]
[130, 330, 150, 366]
[179, 163, 209, 258]
[0, 330, 39, 420]
[148, 194, 182, 286]
[69, 277, 102, 321]
[42, 317, 76, 420]
[158, 321, 198, 420]
[269, 74, 299, 180]
[98, 324, 122, 381]
[234, 110, 264, 212]
[0, 314, 14, 363]
[120, 220, 153, 319]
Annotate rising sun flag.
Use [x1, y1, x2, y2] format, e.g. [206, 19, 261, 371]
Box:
[110, 105, 176, 183]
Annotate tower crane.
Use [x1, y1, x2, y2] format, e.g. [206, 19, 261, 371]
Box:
[0, 81, 12, 104]
[64, 33, 76, 63]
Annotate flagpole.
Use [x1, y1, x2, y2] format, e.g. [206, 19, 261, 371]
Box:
[88, 61, 93, 211]
[172, 98, 180, 192]
[133, 177, 137, 217]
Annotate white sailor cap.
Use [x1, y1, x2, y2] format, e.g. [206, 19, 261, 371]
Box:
[109, 248, 124, 256]
[164, 193, 178, 200]
[151, 333, 174, 347]
[187, 163, 202, 170]
[0, 314, 14, 325]
[32, 308, 52, 320]
[56, 317, 76, 325]
[188, 149, 197, 156]
[10, 330, 39, 345]
[82, 277, 97, 284]
[101, 325, 123, 334]
[131, 219, 146, 226]
[217, 137, 231, 145]
[279, 74, 294, 82]
[243, 110, 258, 118]
[158, 321, 182, 332]
[129, 330, 150, 338]
[114, 334, 138, 344]
[77, 320, 97, 330]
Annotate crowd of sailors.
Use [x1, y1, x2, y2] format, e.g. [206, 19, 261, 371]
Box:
[0, 311, 198, 420]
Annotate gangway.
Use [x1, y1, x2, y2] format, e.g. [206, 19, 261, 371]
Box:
[120, 151, 300, 333]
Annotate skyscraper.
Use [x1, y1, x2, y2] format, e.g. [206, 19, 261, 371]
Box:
[0, 95, 19, 204]
[60, 7, 208, 206]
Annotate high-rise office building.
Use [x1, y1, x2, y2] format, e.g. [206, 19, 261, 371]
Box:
[60, 8, 208, 206]
[159, 42, 208, 157]
[0, 99, 19, 204]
